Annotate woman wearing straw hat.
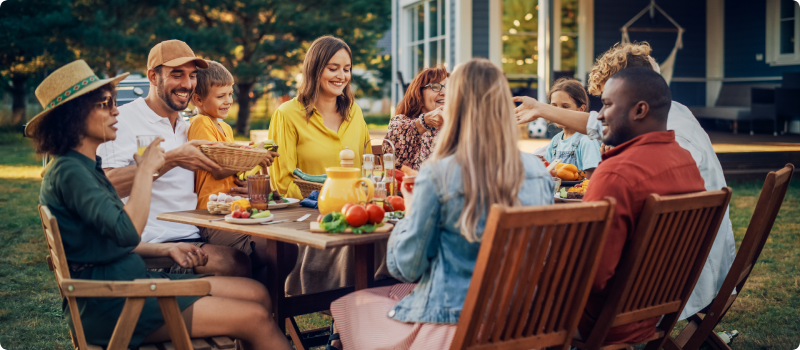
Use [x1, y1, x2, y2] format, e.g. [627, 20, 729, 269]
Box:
[30, 60, 291, 349]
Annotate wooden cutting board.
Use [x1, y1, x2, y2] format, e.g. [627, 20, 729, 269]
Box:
[309, 222, 394, 233]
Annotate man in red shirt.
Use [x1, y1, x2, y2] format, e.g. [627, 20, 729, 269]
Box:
[580, 67, 707, 344]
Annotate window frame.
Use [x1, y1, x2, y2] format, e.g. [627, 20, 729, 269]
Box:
[766, 0, 800, 66]
[400, 0, 448, 80]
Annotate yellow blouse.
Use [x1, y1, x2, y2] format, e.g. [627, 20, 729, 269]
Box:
[269, 98, 371, 199]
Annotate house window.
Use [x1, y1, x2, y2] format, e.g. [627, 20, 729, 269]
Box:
[766, 0, 800, 66]
[501, 0, 579, 77]
[404, 0, 447, 76]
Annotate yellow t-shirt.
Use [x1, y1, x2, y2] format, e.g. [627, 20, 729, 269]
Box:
[188, 114, 235, 209]
[269, 98, 371, 199]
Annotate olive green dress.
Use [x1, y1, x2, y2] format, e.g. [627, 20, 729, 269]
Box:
[39, 150, 203, 347]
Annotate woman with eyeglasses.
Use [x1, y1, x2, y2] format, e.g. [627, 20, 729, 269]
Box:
[30, 60, 291, 350]
[384, 66, 448, 170]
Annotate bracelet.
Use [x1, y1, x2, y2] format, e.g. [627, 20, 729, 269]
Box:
[419, 113, 435, 132]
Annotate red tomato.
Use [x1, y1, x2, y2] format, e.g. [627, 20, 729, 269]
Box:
[345, 205, 369, 227]
[386, 196, 405, 212]
[341, 203, 356, 215]
[232, 211, 241, 218]
[365, 203, 385, 224]
[241, 211, 251, 219]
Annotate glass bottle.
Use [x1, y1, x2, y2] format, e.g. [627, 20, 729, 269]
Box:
[382, 153, 395, 196]
[374, 182, 387, 206]
[362, 154, 374, 178]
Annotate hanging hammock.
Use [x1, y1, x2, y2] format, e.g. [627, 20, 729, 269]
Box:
[620, 0, 684, 85]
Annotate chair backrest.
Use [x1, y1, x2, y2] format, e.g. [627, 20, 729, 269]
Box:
[732, 164, 794, 296]
[39, 205, 91, 350]
[583, 188, 732, 347]
[450, 199, 616, 350]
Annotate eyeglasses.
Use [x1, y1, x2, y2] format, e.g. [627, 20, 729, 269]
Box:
[94, 96, 117, 110]
[423, 83, 446, 92]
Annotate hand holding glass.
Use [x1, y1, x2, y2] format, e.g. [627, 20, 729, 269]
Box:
[136, 135, 162, 176]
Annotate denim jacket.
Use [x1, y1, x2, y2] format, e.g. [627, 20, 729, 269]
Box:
[386, 152, 555, 324]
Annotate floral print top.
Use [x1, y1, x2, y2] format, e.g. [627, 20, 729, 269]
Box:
[384, 114, 439, 171]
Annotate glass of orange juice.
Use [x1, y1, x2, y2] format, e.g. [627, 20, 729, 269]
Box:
[136, 135, 161, 176]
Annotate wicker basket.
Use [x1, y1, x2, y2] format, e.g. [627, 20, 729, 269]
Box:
[199, 142, 267, 172]
[293, 175, 324, 198]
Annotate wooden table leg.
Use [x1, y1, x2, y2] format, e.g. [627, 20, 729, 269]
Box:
[354, 243, 375, 291]
[265, 239, 287, 333]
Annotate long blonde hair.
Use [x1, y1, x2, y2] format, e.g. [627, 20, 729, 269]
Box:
[429, 58, 524, 243]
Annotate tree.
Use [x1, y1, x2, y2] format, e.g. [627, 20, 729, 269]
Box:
[0, 0, 75, 126]
[165, 0, 391, 134]
[66, 0, 174, 78]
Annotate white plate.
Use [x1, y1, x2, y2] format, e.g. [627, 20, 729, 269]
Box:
[266, 198, 301, 209]
[224, 214, 274, 224]
[554, 193, 583, 202]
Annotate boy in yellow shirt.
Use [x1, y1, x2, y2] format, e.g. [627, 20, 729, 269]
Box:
[189, 60, 282, 284]
[189, 60, 276, 209]
[188, 60, 239, 209]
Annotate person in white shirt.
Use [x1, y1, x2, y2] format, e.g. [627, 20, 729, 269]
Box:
[514, 42, 736, 320]
[98, 40, 255, 277]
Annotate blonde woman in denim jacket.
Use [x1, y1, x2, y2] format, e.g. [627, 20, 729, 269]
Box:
[329, 59, 555, 349]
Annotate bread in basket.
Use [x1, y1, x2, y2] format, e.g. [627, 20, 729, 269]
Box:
[199, 141, 268, 171]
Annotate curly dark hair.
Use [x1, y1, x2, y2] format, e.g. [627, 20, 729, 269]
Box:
[31, 84, 116, 156]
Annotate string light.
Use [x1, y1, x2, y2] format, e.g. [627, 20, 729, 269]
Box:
[509, 28, 517, 34]
[560, 36, 569, 42]
[502, 35, 509, 41]
[513, 20, 520, 26]
[525, 13, 533, 20]
[517, 60, 523, 65]
[525, 58, 534, 64]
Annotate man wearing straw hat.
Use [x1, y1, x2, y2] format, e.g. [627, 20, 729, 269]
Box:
[97, 40, 252, 277]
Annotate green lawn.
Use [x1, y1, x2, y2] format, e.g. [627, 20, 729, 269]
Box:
[0, 132, 798, 349]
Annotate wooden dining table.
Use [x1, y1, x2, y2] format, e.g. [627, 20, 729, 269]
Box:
[157, 206, 397, 349]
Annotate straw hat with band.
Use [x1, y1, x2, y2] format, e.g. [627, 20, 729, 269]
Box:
[25, 60, 129, 137]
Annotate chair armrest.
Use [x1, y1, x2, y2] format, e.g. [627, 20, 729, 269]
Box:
[60, 278, 211, 298]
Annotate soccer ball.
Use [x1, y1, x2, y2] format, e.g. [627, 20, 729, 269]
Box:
[527, 118, 548, 138]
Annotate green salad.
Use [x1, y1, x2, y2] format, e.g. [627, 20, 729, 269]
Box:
[319, 212, 383, 234]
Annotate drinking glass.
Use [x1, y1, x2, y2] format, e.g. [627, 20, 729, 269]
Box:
[136, 135, 161, 176]
[247, 174, 271, 210]
[552, 177, 562, 198]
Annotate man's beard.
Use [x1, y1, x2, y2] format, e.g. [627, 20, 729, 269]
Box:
[156, 76, 193, 111]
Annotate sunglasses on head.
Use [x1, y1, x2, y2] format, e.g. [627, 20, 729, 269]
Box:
[94, 96, 117, 110]
[423, 83, 446, 92]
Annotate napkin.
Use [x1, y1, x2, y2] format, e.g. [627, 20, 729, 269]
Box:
[300, 190, 320, 209]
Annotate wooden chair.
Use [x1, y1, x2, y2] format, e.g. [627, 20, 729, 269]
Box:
[39, 205, 235, 350]
[667, 164, 795, 350]
[572, 188, 733, 350]
[450, 198, 617, 350]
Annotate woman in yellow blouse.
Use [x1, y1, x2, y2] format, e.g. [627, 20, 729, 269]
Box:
[269, 36, 384, 296]
[270, 36, 371, 200]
